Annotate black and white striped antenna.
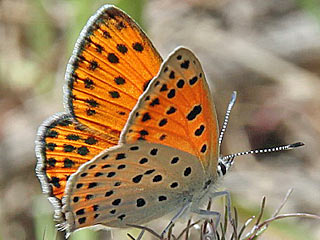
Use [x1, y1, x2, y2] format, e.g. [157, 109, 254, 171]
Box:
[221, 142, 304, 163]
[218, 91, 237, 147]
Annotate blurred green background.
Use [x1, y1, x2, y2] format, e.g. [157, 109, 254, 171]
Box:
[0, 0, 320, 239]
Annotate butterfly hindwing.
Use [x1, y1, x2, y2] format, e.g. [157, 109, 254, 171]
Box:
[35, 113, 117, 219]
[62, 142, 205, 233]
[65, 5, 162, 137]
[121, 47, 219, 171]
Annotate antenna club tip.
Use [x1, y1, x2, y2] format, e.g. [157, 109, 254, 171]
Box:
[289, 142, 305, 148]
[230, 91, 237, 104]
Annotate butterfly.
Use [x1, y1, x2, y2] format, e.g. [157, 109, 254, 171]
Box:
[35, 4, 304, 238]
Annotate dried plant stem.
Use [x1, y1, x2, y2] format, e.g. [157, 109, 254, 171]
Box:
[246, 213, 320, 240]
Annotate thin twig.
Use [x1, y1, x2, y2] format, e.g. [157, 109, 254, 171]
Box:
[168, 224, 174, 240]
[127, 233, 135, 240]
[185, 219, 191, 240]
[246, 213, 320, 240]
[238, 216, 255, 239]
[126, 224, 162, 239]
[176, 220, 202, 240]
[272, 188, 293, 218]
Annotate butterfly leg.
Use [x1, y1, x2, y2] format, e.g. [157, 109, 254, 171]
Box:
[190, 208, 221, 240]
[192, 208, 221, 231]
[161, 201, 192, 238]
[192, 191, 232, 239]
[210, 191, 232, 221]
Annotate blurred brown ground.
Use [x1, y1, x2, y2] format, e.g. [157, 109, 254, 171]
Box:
[0, 0, 319, 239]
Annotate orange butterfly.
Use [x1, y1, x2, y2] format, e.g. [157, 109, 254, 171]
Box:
[35, 4, 304, 238]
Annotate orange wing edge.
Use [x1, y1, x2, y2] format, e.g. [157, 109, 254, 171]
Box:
[35, 112, 71, 223]
[63, 4, 116, 120]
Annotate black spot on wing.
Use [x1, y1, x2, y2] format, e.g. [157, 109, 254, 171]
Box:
[184, 167, 192, 177]
[176, 79, 185, 88]
[107, 172, 116, 178]
[150, 148, 158, 156]
[86, 109, 96, 116]
[166, 107, 176, 115]
[88, 182, 98, 188]
[169, 71, 175, 79]
[47, 158, 56, 167]
[187, 105, 202, 121]
[130, 146, 139, 151]
[63, 144, 76, 152]
[46, 143, 57, 151]
[46, 130, 58, 138]
[132, 174, 143, 183]
[63, 158, 74, 168]
[159, 118, 167, 127]
[84, 196, 93, 204]
[84, 78, 94, 89]
[66, 134, 80, 141]
[85, 136, 98, 145]
[95, 44, 103, 53]
[153, 175, 162, 182]
[89, 60, 98, 70]
[112, 199, 121, 206]
[189, 76, 198, 85]
[171, 157, 179, 164]
[103, 31, 111, 39]
[107, 53, 119, 63]
[114, 76, 126, 85]
[77, 146, 89, 156]
[201, 144, 207, 153]
[139, 158, 148, 164]
[105, 190, 114, 197]
[150, 98, 160, 107]
[136, 198, 146, 207]
[133, 42, 144, 52]
[160, 84, 168, 92]
[158, 195, 167, 201]
[116, 44, 128, 54]
[195, 125, 205, 136]
[181, 60, 190, 69]
[109, 91, 120, 98]
[170, 182, 179, 188]
[167, 89, 175, 99]
[116, 21, 126, 30]
[142, 113, 151, 122]
[50, 177, 60, 188]
[116, 153, 126, 160]
[78, 217, 86, 224]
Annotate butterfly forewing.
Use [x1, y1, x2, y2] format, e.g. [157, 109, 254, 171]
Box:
[62, 142, 205, 233]
[65, 5, 162, 137]
[121, 47, 219, 171]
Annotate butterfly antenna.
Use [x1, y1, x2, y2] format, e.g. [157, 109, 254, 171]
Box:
[218, 91, 237, 147]
[217, 142, 304, 177]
